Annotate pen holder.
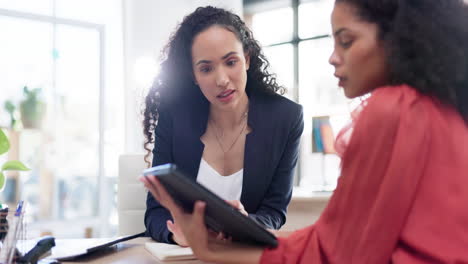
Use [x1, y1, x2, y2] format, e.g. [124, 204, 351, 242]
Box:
[0, 206, 27, 264]
[0, 206, 8, 241]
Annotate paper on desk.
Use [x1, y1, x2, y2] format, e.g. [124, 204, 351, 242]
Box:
[145, 242, 196, 261]
[15, 238, 98, 261]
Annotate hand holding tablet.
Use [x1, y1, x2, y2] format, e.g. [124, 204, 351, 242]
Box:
[141, 163, 277, 247]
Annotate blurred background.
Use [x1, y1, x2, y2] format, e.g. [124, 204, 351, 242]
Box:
[0, 0, 356, 238]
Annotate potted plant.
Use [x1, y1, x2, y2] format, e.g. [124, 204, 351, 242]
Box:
[0, 129, 29, 240]
[20, 86, 46, 129]
[4, 100, 17, 130]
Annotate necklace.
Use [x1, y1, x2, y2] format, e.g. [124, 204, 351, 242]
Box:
[209, 110, 248, 175]
[210, 111, 248, 154]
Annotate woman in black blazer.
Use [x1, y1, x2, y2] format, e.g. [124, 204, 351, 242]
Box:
[142, 6, 304, 245]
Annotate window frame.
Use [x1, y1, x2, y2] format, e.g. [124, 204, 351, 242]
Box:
[245, 0, 332, 186]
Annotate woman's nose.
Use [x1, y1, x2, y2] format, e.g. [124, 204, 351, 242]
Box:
[216, 70, 229, 87]
[329, 50, 341, 66]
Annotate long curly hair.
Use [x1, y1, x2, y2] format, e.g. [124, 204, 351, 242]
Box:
[142, 6, 285, 166]
[336, 0, 468, 122]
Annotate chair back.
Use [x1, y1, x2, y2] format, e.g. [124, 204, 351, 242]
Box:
[118, 154, 147, 236]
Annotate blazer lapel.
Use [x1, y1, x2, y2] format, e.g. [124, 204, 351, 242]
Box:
[179, 95, 208, 180]
[242, 91, 269, 212]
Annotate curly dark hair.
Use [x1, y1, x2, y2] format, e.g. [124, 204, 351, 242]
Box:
[336, 0, 468, 122]
[142, 6, 285, 166]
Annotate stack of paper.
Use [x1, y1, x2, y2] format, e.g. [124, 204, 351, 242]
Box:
[145, 242, 196, 261]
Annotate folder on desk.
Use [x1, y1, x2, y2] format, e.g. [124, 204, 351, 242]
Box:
[145, 242, 196, 261]
[45, 232, 144, 261]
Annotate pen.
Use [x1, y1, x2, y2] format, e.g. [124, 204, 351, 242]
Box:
[15, 200, 24, 216]
[7, 200, 25, 263]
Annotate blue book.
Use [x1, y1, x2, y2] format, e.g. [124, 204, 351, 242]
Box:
[312, 117, 324, 153]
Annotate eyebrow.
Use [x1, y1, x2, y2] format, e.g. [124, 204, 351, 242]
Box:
[195, 51, 238, 66]
[333, 28, 348, 37]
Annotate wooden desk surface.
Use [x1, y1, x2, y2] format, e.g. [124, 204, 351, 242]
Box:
[58, 237, 205, 264]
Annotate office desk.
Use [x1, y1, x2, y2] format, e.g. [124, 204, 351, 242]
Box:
[57, 237, 205, 264]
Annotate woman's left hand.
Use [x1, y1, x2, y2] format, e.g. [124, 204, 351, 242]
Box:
[226, 200, 248, 216]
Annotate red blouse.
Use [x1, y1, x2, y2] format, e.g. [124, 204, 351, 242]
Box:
[261, 85, 468, 263]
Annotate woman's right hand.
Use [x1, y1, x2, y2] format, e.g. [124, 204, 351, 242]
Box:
[169, 216, 233, 245]
[167, 220, 189, 247]
[170, 200, 246, 245]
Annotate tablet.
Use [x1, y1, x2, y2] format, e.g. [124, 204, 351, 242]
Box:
[143, 163, 278, 248]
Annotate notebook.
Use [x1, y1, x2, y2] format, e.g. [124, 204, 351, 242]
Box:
[145, 242, 196, 261]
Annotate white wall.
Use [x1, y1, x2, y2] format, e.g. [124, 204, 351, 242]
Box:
[123, 0, 242, 154]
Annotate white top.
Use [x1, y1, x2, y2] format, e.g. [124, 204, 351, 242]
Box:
[196, 159, 243, 201]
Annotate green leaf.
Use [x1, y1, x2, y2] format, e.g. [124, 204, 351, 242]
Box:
[0, 171, 5, 192]
[0, 129, 10, 155]
[2, 161, 30, 171]
[4, 100, 16, 114]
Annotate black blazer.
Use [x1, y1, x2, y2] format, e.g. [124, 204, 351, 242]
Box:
[144, 88, 304, 243]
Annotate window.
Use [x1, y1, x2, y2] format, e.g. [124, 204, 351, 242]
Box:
[263, 44, 294, 99]
[0, 1, 123, 237]
[252, 7, 293, 46]
[245, 0, 353, 192]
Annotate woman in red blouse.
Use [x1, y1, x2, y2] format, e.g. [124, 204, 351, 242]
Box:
[141, 0, 468, 263]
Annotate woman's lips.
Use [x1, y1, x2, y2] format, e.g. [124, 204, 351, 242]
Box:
[334, 73, 347, 88]
[337, 77, 347, 87]
[217, 89, 235, 103]
[338, 78, 346, 87]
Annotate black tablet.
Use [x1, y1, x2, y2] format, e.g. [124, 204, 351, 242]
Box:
[143, 163, 278, 248]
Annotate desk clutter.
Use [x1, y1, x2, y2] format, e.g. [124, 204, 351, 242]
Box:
[1, 207, 144, 264]
[0, 199, 195, 263]
[0, 201, 59, 264]
[46, 232, 144, 261]
[0, 201, 27, 264]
